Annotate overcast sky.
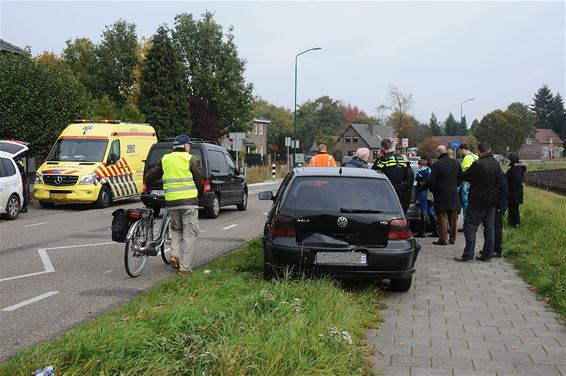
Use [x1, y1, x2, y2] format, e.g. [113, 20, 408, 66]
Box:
[2, 1, 564, 125]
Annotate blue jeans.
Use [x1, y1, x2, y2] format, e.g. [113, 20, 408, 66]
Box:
[418, 190, 435, 216]
[463, 206, 495, 259]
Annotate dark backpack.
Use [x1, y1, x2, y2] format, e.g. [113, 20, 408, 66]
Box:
[111, 209, 131, 242]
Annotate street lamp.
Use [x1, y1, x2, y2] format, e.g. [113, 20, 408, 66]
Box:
[293, 47, 322, 167]
[460, 98, 475, 138]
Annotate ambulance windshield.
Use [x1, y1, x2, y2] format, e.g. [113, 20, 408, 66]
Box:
[47, 139, 109, 162]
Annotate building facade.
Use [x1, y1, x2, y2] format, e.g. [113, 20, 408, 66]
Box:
[335, 123, 396, 161]
[519, 129, 564, 160]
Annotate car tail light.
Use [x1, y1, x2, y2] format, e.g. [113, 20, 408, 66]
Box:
[203, 179, 211, 193]
[142, 179, 148, 193]
[271, 215, 296, 237]
[129, 211, 141, 219]
[388, 218, 411, 240]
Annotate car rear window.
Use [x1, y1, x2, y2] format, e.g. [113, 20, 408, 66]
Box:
[283, 176, 400, 212]
[147, 146, 203, 169]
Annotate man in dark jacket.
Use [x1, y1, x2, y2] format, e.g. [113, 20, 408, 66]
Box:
[145, 135, 204, 274]
[456, 142, 505, 262]
[346, 147, 370, 168]
[506, 153, 527, 227]
[428, 145, 463, 245]
[372, 139, 414, 212]
[493, 169, 508, 258]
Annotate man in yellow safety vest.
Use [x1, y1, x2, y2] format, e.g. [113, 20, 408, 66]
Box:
[145, 135, 203, 275]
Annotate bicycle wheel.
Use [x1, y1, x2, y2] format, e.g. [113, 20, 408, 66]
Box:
[160, 215, 172, 265]
[124, 220, 148, 277]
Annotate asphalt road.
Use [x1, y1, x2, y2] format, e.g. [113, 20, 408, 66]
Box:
[0, 180, 281, 361]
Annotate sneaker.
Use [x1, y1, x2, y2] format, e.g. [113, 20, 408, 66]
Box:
[177, 269, 193, 276]
[169, 256, 180, 270]
[454, 256, 473, 262]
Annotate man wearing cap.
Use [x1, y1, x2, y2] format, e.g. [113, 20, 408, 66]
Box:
[145, 135, 204, 275]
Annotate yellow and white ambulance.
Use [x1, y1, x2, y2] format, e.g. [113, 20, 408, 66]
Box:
[34, 120, 157, 208]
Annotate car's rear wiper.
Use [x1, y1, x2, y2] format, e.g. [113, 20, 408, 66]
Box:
[340, 208, 383, 213]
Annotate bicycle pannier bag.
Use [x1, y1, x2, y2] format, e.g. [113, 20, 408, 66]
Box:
[111, 209, 130, 242]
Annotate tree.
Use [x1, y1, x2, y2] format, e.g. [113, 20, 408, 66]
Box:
[459, 115, 468, 136]
[92, 95, 118, 120]
[411, 122, 432, 147]
[296, 96, 342, 153]
[0, 53, 91, 157]
[531, 84, 554, 129]
[96, 19, 139, 105]
[470, 119, 480, 133]
[429, 113, 444, 136]
[417, 137, 439, 158]
[339, 101, 368, 126]
[550, 93, 566, 140]
[254, 97, 293, 154]
[444, 113, 460, 136]
[377, 86, 415, 141]
[466, 134, 479, 153]
[61, 37, 99, 98]
[173, 12, 254, 135]
[139, 25, 190, 138]
[473, 106, 535, 154]
[188, 96, 222, 141]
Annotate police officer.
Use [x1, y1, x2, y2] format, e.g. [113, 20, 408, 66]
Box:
[145, 135, 204, 275]
[372, 139, 414, 213]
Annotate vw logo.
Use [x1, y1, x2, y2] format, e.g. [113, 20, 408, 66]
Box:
[337, 216, 348, 228]
[55, 176, 63, 185]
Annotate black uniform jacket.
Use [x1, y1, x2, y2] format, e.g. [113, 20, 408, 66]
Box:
[427, 153, 463, 212]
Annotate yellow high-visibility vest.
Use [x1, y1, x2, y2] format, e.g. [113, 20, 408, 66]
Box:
[162, 152, 197, 202]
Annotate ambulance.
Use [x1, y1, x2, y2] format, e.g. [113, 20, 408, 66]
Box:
[34, 120, 157, 208]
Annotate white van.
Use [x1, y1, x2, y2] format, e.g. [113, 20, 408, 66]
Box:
[0, 141, 28, 220]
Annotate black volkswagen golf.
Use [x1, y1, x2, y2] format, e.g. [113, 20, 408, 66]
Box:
[259, 167, 420, 291]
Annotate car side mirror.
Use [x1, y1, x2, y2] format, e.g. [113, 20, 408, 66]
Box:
[258, 191, 274, 201]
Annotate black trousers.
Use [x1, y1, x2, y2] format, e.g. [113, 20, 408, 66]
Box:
[494, 208, 506, 256]
[508, 204, 520, 227]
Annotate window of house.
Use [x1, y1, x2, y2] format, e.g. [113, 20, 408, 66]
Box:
[259, 146, 264, 155]
[259, 124, 263, 135]
[526, 138, 532, 145]
[345, 136, 351, 143]
[254, 124, 258, 134]
[353, 136, 359, 143]
[347, 150, 353, 156]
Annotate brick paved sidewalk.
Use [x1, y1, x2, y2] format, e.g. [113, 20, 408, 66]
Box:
[367, 228, 565, 376]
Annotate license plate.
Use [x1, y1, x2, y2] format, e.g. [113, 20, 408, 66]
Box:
[49, 193, 67, 199]
[315, 251, 367, 265]
[151, 190, 164, 196]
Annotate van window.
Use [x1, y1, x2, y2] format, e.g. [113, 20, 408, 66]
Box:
[225, 153, 236, 170]
[146, 146, 203, 170]
[1, 158, 16, 177]
[47, 139, 109, 162]
[108, 140, 120, 164]
[0, 158, 7, 177]
[209, 150, 229, 175]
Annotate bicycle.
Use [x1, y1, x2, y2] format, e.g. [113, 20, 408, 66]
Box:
[124, 202, 172, 278]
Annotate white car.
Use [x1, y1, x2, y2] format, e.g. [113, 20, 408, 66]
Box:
[0, 141, 28, 220]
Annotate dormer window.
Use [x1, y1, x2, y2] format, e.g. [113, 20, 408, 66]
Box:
[526, 138, 532, 145]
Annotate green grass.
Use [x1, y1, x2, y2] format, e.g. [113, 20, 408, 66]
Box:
[245, 165, 287, 184]
[503, 187, 566, 320]
[0, 239, 382, 376]
[524, 161, 566, 171]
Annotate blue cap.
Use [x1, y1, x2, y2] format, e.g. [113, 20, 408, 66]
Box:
[173, 134, 190, 146]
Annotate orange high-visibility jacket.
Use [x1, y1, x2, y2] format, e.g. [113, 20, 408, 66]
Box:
[308, 153, 337, 167]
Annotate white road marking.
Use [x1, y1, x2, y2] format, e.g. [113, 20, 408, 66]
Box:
[264, 212, 269, 215]
[103, 269, 114, 274]
[0, 241, 118, 283]
[248, 180, 281, 187]
[22, 221, 49, 228]
[222, 224, 238, 230]
[2, 291, 59, 312]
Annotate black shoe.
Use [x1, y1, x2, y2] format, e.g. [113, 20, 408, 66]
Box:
[454, 256, 473, 262]
[415, 233, 426, 238]
[427, 233, 438, 238]
[457, 228, 464, 233]
[449, 239, 455, 244]
[475, 256, 492, 262]
[433, 240, 448, 245]
[20, 207, 28, 213]
[494, 254, 503, 258]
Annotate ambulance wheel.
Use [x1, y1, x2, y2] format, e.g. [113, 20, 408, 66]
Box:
[95, 186, 112, 208]
[39, 201, 55, 208]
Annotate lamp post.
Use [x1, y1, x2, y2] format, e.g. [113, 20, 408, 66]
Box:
[460, 98, 475, 139]
[294, 47, 321, 167]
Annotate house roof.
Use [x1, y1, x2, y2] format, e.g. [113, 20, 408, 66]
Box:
[534, 129, 563, 145]
[0, 39, 26, 55]
[338, 123, 395, 149]
[253, 117, 271, 124]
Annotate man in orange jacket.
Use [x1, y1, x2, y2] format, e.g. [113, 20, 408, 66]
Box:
[308, 144, 337, 167]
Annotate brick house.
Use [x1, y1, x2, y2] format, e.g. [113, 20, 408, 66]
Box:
[335, 123, 396, 160]
[519, 129, 564, 160]
[245, 117, 270, 161]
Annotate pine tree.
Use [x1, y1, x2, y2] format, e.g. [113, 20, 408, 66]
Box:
[429, 113, 443, 136]
[139, 26, 190, 138]
[444, 113, 460, 136]
[550, 93, 566, 140]
[470, 119, 480, 133]
[459, 115, 468, 135]
[531, 84, 554, 129]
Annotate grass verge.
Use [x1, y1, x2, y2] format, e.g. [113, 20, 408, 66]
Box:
[524, 161, 566, 171]
[245, 165, 287, 184]
[0, 239, 382, 375]
[503, 187, 566, 320]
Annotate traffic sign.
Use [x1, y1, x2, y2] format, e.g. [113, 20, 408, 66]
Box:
[402, 138, 409, 148]
[394, 137, 399, 145]
[450, 140, 461, 149]
[285, 137, 291, 147]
